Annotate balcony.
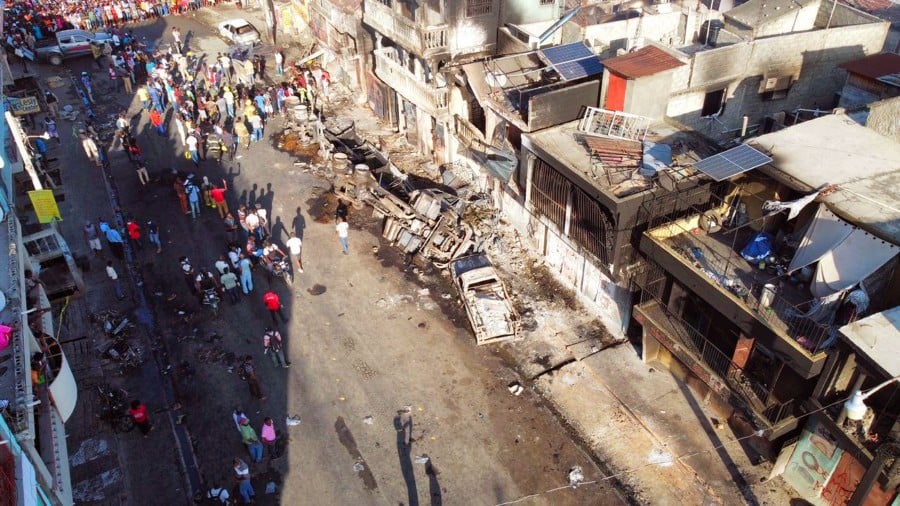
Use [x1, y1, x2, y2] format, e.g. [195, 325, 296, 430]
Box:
[373, 47, 449, 117]
[635, 299, 798, 428]
[639, 211, 831, 378]
[364, 0, 448, 58]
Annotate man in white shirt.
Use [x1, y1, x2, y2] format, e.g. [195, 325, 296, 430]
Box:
[286, 231, 303, 272]
[185, 134, 199, 166]
[106, 261, 125, 300]
[206, 483, 230, 504]
[336, 216, 349, 255]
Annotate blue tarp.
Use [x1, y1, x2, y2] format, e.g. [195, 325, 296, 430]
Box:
[741, 232, 774, 262]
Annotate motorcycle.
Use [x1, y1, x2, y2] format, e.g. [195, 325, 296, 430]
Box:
[96, 384, 135, 433]
[202, 287, 221, 316]
[271, 256, 293, 285]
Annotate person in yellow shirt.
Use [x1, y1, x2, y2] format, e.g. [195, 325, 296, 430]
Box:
[137, 86, 150, 110]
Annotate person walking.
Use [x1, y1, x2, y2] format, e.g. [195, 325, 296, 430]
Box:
[239, 418, 263, 463]
[260, 417, 277, 457]
[83, 220, 104, 258]
[220, 267, 240, 304]
[149, 108, 165, 136]
[263, 327, 289, 368]
[80, 131, 100, 166]
[106, 261, 125, 300]
[134, 161, 150, 186]
[129, 400, 152, 436]
[186, 179, 201, 219]
[205, 482, 230, 504]
[336, 216, 349, 255]
[44, 90, 59, 118]
[100, 220, 126, 260]
[239, 253, 254, 294]
[125, 217, 143, 252]
[210, 180, 229, 219]
[285, 231, 303, 273]
[232, 406, 250, 433]
[263, 290, 287, 326]
[232, 458, 254, 504]
[172, 27, 183, 54]
[186, 133, 200, 166]
[147, 220, 162, 253]
[238, 355, 265, 401]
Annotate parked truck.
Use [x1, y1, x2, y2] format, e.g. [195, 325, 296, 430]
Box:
[35, 29, 112, 66]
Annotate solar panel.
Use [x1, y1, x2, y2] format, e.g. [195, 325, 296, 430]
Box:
[555, 57, 604, 81]
[693, 144, 772, 181]
[541, 42, 594, 66]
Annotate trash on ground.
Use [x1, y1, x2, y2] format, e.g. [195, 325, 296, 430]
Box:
[362, 416, 373, 425]
[286, 415, 302, 426]
[414, 455, 430, 464]
[568, 466, 585, 487]
[352, 461, 365, 473]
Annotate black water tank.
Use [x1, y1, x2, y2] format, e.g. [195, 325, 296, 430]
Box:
[700, 20, 724, 47]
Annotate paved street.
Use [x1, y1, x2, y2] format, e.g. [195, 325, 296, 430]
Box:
[44, 10, 626, 506]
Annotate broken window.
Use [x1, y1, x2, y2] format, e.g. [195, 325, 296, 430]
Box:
[701, 88, 726, 117]
[531, 158, 569, 229]
[466, 0, 492, 17]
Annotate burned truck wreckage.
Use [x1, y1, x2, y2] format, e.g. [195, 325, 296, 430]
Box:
[319, 120, 520, 343]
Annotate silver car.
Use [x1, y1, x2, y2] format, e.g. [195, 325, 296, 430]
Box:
[217, 19, 261, 46]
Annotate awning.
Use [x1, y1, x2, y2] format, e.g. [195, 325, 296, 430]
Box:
[811, 226, 899, 297]
[788, 205, 852, 273]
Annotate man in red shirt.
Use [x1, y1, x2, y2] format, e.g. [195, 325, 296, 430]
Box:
[126, 217, 143, 251]
[129, 400, 152, 437]
[263, 290, 287, 326]
[210, 179, 229, 219]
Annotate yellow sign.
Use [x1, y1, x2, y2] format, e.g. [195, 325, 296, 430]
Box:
[28, 190, 62, 224]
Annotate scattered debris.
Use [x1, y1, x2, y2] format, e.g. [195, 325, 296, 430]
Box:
[567, 466, 585, 487]
[507, 382, 525, 396]
[362, 416, 374, 425]
[265, 482, 277, 494]
[286, 415, 302, 426]
[414, 455, 430, 464]
[352, 461, 365, 473]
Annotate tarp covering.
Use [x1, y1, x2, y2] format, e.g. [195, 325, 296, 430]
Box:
[788, 205, 853, 273]
[811, 226, 899, 297]
[740, 232, 774, 262]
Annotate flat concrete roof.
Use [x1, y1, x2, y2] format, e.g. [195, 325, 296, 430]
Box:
[748, 114, 900, 245]
[839, 306, 900, 378]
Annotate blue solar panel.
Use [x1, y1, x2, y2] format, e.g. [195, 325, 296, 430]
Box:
[541, 42, 594, 66]
[694, 144, 772, 181]
[555, 57, 604, 81]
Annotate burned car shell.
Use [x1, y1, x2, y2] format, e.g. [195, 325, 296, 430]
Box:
[449, 255, 520, 345]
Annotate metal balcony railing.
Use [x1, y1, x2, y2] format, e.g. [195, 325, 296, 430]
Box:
[364, 0, 448, 56]
[373, 48, 449, 117]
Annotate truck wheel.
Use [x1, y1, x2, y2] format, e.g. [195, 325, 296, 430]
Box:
[49, 55, 63, 66]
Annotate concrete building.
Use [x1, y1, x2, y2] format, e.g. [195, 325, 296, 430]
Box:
[0, 112, 78, 503]
[837, 52, 900, 108]
[773, 306, 900, 505]
[304, 0, 369, 91]
[631, 114, 899, 457]
[362, 0, 501, 162]
[595, 0, 890, 143]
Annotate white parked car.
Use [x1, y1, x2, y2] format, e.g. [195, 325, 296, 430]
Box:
[217, 19, 261, 46]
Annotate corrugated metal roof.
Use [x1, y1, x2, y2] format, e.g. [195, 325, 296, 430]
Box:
[839, 52, 900, 81]
[603, 46, 685, 79]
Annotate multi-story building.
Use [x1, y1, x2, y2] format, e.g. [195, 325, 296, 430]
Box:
[0, 77, 78, 503]
[631, 113, 899, 453]
[773, 306, 899, 504]
[362, 0, 501, 162]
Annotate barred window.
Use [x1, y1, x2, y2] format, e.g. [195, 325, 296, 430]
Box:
[531, 158, 568, 230]
[570, 187, 614, 265]
[466, 0, 492, 17]
[539, 0, 554, 5]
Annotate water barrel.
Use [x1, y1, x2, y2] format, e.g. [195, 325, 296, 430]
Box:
[333, 152, 350, 174]
[293, 104, 308, 123]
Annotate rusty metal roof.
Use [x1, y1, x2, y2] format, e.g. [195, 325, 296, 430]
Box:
[839, 52, 900, 80]
[603, 46, 685, 79]
[581, 135, 642, 167]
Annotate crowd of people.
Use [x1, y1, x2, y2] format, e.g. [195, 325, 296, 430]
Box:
[8, 13, 343, 503]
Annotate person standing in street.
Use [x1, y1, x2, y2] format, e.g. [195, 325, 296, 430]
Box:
[174, 176, 189, 215]
[125, 217, 143, 252]
[186, 179, 201, 219]
[210, 180, 229, 218]
[129, 400, 152, 436]
[83, 221, 104, 258]
[172, 27, 183, 54]
[147, 220, 162, 254]
[238, 355, 266, 401]
[239, 254, 254, 294]
[263, 290, 287, 326]
[260, 417, 277, 457]
[232, 406, 250, 433]
[220, 267, 240, 304]
[80, 130, 100, 166]
[106, 261, 125, 300]
[232, 458, 254, 504]
[205, 482, 230, 504]
[336, 216, 350, 255]
[285, 231, 303, 273]
[100, 219, 126, 260]
[263, 327, 289, 368]
[239, 418, 263, 463]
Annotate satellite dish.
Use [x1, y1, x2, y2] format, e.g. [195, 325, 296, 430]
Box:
[485, 71, 508, 88]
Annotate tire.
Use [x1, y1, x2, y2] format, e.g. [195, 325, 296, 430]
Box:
[49, 54, 63, 66]
[116, 415, 136, 433]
